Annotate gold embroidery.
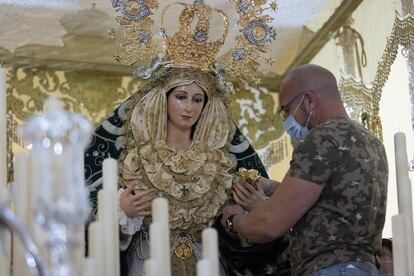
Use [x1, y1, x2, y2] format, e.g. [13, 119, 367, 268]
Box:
[174, 238, 193, 260]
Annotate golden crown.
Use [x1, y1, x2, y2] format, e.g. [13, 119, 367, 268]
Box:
[160, 1, 229, 71]
[111, 0, 278, 88]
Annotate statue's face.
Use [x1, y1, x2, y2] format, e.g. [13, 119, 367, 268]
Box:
[167, 82, 206, 131]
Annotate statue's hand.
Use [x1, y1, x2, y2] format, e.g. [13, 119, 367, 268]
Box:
[119, 182, 157, 218]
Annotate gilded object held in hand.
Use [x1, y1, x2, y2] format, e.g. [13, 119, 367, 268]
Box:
[237, 167, 260, 183]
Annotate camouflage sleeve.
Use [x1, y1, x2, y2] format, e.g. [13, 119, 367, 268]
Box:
[287, 126, 340, 186]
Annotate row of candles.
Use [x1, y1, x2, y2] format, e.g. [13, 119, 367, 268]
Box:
[9, 154, 220, 276]
[92, 158, 220, 276]
[2, 120, 219, 276]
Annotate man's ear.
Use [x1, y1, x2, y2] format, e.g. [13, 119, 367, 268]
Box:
[304, 92, 317, 111]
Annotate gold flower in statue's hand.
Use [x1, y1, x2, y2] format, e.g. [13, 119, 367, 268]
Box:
[237, 168, 260, 184]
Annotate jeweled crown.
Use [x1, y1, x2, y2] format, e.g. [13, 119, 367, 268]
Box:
[160, 1, 228, 71]
[111, 0, 278, 88]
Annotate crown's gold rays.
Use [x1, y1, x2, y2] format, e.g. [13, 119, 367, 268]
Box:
[270, 1, 278, 12]
[111, 0, 278, 87]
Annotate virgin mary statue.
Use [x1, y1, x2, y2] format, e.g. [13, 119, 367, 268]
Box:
[85, 0, 290, 275]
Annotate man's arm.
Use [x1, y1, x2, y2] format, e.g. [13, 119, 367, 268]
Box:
[223, 175, 323, 243]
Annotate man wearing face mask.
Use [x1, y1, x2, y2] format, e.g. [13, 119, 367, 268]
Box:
[222, 64, 388, 275]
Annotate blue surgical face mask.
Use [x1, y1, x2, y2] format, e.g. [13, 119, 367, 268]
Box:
[282, 95, 312, 140]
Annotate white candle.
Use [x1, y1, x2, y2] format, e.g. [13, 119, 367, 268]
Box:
[74, 146, 86, 275]
[0, 187, 10, 276]
[0, 66, 10, 276]
[202, 228, 219, 276]
[12, 152, 30, 276]
[28, 151, 38, 234]
[0, 66, 6, 203]
[103, 158, 118, 192]
[97, 158, 120, 276]
[144, 259, 159, 276]
[74, 228, 85, 275]
[88, 221, 104, 276]
[197, 259, 211, 276]
[152, 197, 171, 276]
[0, 229, 11, 276]
[13, 152, 29, 224]
[149, 222, 164, 263]
[394, 132, 414, 275]
[152, 197, 169, 223]
[96, 199, 118, 276]
[27, 151, 48, 266]
[83, 257, 95, 276]
[392, 214, 409, 275]
[395, 132, 410, 178]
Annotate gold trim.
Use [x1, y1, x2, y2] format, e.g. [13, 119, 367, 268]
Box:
[369, 13, 414, 140]
[340, 13, 414, 141]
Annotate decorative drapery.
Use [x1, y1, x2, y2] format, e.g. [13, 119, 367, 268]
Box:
[336, 11, 414, 142]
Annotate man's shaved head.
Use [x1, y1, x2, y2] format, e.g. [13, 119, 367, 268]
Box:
[279, 64, 348, 127]
[281, 64, 341, 103]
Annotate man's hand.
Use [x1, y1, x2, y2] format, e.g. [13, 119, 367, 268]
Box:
[119, 181, 157, 218]
[221, 204, 244, 231]
[233, 179, 267, 211]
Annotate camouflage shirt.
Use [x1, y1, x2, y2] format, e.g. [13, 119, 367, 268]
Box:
[287, 117, 388, 275]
